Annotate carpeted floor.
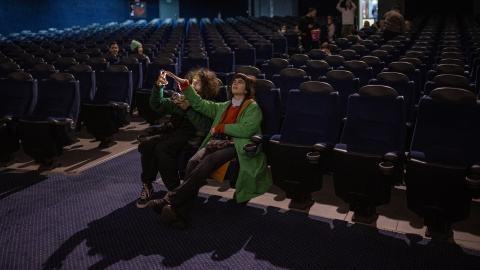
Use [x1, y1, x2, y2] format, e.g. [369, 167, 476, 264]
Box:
[1, 150, 480, 270]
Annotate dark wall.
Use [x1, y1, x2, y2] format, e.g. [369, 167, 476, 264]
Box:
[405, 0, 474, 20]
[0, 0, 159, 36]
[179, 0, 249, 21]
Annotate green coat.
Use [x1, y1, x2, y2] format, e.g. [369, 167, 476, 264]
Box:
[183, 86, 272, 203]
[149, 85, 213, 131]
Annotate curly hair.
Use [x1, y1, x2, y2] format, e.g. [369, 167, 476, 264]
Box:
[185, 68, 219, 100]
[227, 73, 256, 100]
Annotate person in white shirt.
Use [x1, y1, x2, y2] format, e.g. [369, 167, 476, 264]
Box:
[336, 0, 357, 38]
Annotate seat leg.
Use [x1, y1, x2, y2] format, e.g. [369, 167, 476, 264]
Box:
[284, 180, 315, 210]
[424, 207, 454, 241]
[351, 203, 379, 224]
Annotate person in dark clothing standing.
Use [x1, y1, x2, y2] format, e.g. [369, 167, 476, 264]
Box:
[298, 7, 319, 52]
[136, 68, 219, 208]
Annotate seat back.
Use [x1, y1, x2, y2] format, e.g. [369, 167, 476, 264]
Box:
[234, 45, 256, 67]
[302, 60, 331, 80]
[118, 57, 143, 90]
[339, 85, 405, 155]
[34, 73, 80, 123]
[68, 64, 96, 103]
[342, 60, 373, 87]
[209, 49, 235, 74]
[254, 79, 282, 136]
[0, 72, 37, 118]
[319, 70, 360, 118]
[94, 65, 133, 105]
[280, 81, 340, 145]
[289, 54, 309, 68]
[271, 68, 310, 114]
[260, 58, 291, 80]
[410, 87, 480, 166]
[369, 72, 416, 124]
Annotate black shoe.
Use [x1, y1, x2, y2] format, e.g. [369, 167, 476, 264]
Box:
[137, 184, 154, 208]
[148, 198, 167, 214]
[161, 205, 186, 229]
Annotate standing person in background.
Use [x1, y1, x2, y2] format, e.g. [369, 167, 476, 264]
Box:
[298, 7, 319, 52]
[336, 0, 357, 38]
[327, 16, 336, 43]
[383, 6, 406, 43]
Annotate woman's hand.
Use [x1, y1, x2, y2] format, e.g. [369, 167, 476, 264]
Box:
[164, 71, 186, 84]
[173, 99, 191, 110]
[210, 127, 216, 135]
[156, 70, 168, 86]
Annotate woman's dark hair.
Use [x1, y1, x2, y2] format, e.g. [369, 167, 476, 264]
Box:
[185, 68, 219, 100]
[132, 47, 140, 54]
[227, 73, 256, 100]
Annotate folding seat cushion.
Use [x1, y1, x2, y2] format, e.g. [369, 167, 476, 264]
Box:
[332, 85, 406, 223]
[0, 72, 37, 162]
[17, 73, 80, 168]
[405, 87, 480, 240]
[268, 81, 341, 209]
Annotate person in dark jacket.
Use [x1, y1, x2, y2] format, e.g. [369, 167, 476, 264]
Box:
[298, 7, 319, 52]
[136, 68, 219, 208]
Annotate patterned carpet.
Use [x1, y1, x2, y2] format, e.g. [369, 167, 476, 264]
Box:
[1, 150, 480, 270]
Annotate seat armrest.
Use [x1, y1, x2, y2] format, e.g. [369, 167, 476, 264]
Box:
[466, 163, 480, 196]
[2, 114, 13, 123]
[306, 142, 333, 164]
[47, 117, 74, 128]
[244, 134, 270, 156]
[379, 151, 405, 175]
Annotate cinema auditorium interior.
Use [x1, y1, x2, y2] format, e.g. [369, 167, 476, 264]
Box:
[1, 0, 480, 269]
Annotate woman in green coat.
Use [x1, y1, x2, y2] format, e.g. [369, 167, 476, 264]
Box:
[149, 72, 272, 228]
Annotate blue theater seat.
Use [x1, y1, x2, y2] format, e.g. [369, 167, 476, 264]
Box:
[267, 81, 341, 209]
[0, 72, 37, 163]
[82, 65, 133, 147]
[332, 85, 406, 223]
[17, 73, 80, 169]
[405, 87, 480, 240]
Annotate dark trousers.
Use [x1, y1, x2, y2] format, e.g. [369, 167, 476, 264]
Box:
[140, 134, 191, 191]
[164, 146, 238, 219]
